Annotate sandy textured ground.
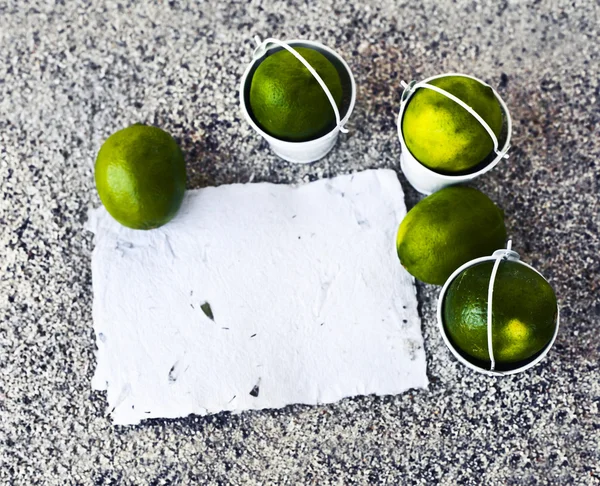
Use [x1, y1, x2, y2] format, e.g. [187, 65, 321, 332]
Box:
[1, 0, 599, 484]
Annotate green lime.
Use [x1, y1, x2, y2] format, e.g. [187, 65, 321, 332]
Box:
[443, 260, 557, 364]
[94, 124, 186, 230]
[249, 47, 343, 142]
[396, 186, 506, 285]
[402, 75, 503, 173]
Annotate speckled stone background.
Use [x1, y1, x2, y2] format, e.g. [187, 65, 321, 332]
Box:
[1, 0, 599, 484]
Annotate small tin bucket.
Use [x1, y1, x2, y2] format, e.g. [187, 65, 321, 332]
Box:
[240, 37, 356, 164]
[397, 73, 512, 195]
[436, 242, 560, 376]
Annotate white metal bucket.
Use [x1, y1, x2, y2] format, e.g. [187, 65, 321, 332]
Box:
[436, 246, 560, 376]
[240, 39, 356, 164]
[397, 73, 512, 195]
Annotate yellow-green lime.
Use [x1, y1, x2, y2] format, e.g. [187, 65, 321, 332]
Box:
[443, 260, 557, 364]
[402, 75, 503, 173]
[396, 186, 506, 285]
[94, 124, 186, 230]
[249, 47, 343, 142]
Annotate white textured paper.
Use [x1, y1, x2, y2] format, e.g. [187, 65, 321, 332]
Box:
[87, 169, 427, 425]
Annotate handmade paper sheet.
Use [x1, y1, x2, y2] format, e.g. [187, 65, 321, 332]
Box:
[87, 169, 427, 425]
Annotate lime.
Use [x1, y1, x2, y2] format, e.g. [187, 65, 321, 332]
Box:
[249, 47, 343, 142]
[396, 186, 506, 285]
[402, 75, 503, 173]
[443, 260, 558, 364]
[94, 124, 186, 230]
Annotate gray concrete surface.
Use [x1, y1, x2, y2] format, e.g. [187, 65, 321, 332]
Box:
[1, 0, 599, 484]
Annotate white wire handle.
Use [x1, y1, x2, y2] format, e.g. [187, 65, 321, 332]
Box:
[400, 79, 510, 160]
[252, 36, 348, 134]
[486, 239, 521, 371]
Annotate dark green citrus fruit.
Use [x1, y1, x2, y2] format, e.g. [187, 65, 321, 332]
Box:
[443, 260, 558, 364]
[94, 124, 186, 230]
[249, 47, 343, 142]
[396, 186, 506, 285]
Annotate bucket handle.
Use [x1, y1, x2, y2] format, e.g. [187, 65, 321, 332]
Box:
[487, 240, 520, 371]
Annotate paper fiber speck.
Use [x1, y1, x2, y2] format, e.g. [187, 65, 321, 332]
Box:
[87, 169, 428, 425]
